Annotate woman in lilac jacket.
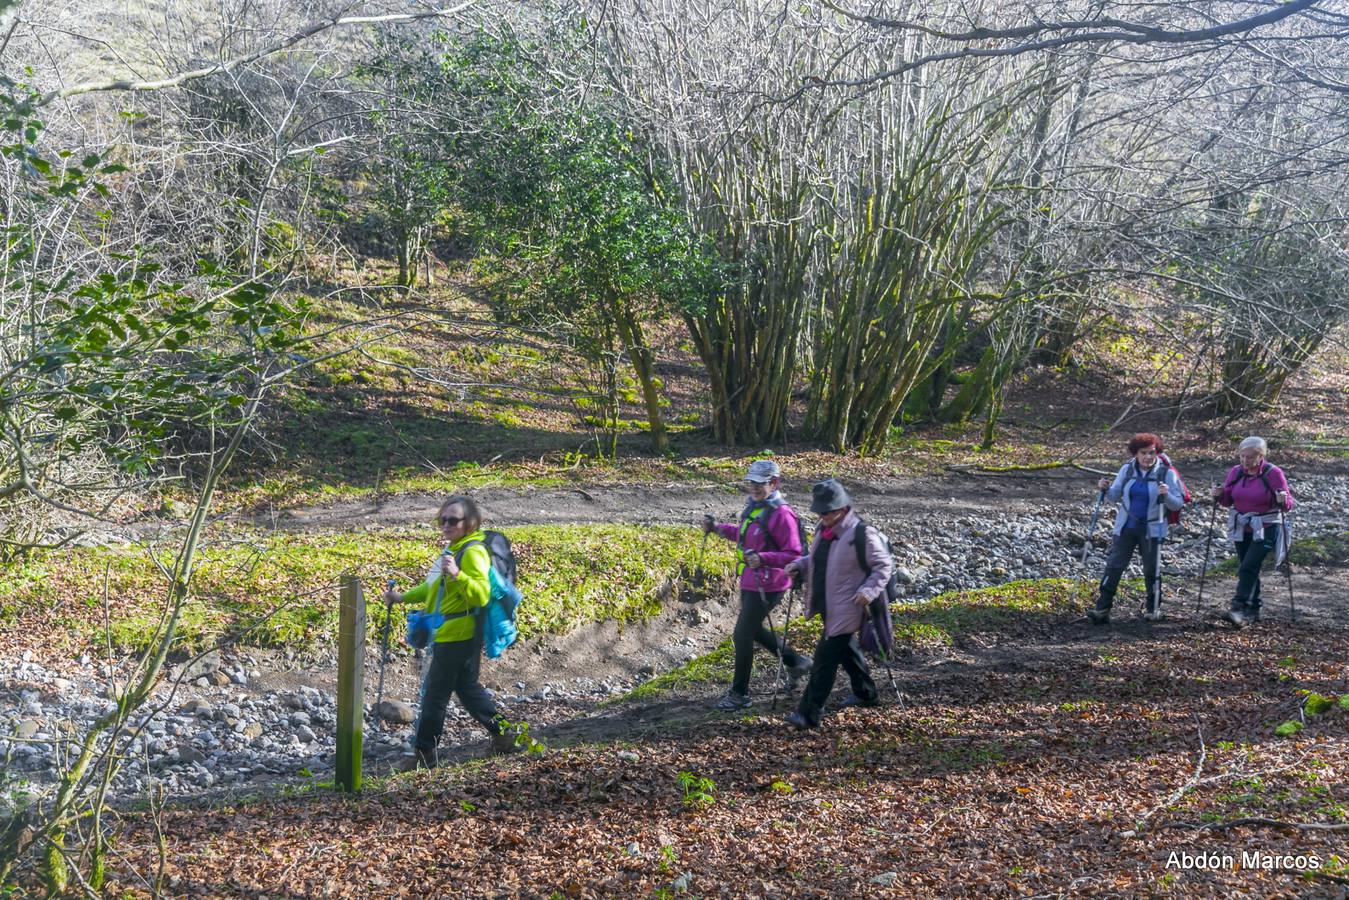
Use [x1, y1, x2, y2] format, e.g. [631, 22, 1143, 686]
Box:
[701, 459, 811, 710]
[1211, 436, 1295, 627]
[783, 478, 892, 730]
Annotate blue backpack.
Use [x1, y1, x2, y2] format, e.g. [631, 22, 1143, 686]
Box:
[464, 531, 523, 659]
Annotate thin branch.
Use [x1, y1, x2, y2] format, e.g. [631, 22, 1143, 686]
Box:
[35, 3, 481, 107]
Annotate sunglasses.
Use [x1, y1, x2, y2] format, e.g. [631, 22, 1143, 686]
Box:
[438, 515, 465, 527]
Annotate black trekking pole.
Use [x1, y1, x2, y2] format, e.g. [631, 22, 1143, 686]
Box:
[1194, 498, 1219, 617]
[373, 578, 396, 730]
[862, 606, 903, 705]
[1151, 537, 1164, 620]
[1278, 506, 1296, 623]
[758, 567, 790, 711]
[772, 583, 797, 711]
[694, 516, 712, 587]
[1082, 489, 1106, 565]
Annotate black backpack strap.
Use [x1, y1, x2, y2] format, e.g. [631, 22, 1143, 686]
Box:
[853, 520, 871, 575]
[1257, 463, 1278, 506]
[759, 506, 781, 553]
[741, 504, 790, 554]
[454, 539, 485, 564]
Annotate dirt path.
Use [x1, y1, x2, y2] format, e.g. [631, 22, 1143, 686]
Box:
[383, 563, 1349, 773]
[238, 462, 1349, 533]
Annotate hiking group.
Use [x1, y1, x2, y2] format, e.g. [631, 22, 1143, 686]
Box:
[381, 432, 1296, 762]
[698, 435, 1294, 728]
[1084, 433, 1294, 629]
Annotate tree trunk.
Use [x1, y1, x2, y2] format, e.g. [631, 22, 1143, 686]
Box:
[614, 297, 668, 452]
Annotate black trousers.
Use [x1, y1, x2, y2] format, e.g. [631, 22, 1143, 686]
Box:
[1096, 527, 1161, 613]
[732, 588, 807, 695]
[1233, 525, 1280, 614]
[796, 632, 877, 727]
[414, 635, 502, 752]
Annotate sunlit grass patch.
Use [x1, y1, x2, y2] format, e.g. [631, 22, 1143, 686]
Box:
[895, 578, 1094, 640]
[621, 639, 736, 702]
[4, 524, 738, 654]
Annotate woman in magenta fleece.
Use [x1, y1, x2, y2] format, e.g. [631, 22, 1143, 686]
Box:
[701, 459, 812, 710]
[1211, 436, 1295, 627]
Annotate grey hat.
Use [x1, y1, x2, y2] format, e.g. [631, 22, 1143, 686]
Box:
[744, 459, 781, 483]
[809, 478, 851, 514]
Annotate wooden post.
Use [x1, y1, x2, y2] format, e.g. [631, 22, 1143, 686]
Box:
[335, 574, 366, 792]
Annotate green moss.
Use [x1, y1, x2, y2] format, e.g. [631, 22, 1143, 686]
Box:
[893, 578, 1094, 642]
[1288, 531, 1349, 567]
[621, 638, 736, 702]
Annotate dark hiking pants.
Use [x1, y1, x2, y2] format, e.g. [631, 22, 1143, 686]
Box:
[1096, 527, 1161, 614]
[1233, 524, 1280, 616]
[732, 588, 808, 696]
[414, 635, 503, 753]
[796, 632, 878, 728]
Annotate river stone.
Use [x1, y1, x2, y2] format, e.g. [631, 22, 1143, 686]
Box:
[242, 722, 264, 740]
[176, 744, 205, 765]
[16, 719, 40, 739]
[376, 700, 415, 725]
[182, 699, 214, 717]
[175, 650, 222, 682]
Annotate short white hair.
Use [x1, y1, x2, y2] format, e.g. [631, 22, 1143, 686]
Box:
[1238, 436, 1268, 455]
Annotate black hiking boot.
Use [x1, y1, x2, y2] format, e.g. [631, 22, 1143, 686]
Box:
[788, 656, 813, 681]
[1086, 607, 1111, 626]
[396, 747, 437, 772]
[490, 729, 526, 755]
[785, 710, 815, 730]
[1224, 602, 1251, 628]
[839, 693, 879, 709]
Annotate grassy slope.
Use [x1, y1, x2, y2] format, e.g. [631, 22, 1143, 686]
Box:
[0, 525, 738, 655]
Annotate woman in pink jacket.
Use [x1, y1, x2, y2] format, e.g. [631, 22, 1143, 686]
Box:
[1211, 436, 1295, 627]
[701, 459, 812, 710]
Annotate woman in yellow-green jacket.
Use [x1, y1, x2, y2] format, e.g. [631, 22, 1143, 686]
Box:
[385, 495, 520, 768]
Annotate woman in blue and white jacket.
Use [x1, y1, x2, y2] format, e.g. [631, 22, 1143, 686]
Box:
[1087, 432, 1185, 625]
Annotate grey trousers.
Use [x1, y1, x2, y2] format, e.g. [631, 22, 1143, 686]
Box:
[1095, 528, 1161, 613]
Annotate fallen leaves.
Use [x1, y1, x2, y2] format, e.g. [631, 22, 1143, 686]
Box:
[87, 612, 1348, 897]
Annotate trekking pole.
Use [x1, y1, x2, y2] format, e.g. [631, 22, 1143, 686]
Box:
[1194, 499, 1219, 617]
[694, 517, 712, 586]
[1279, 506, 1296, 623]
[773, 584, 796, 711]
[1082, 490, 1106, 564]
[758, 567, 790, 711]
[373, 578, 396, 730]
[862, 606, 903, 704]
